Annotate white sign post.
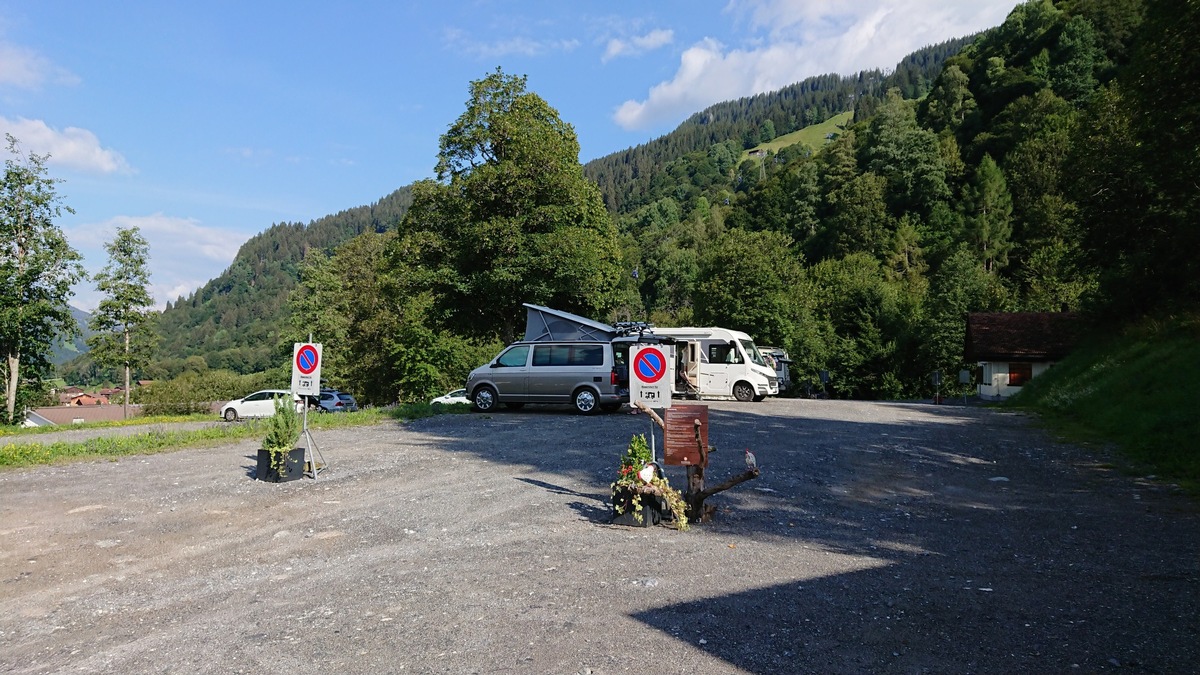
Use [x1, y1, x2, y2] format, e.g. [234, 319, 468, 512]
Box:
[630, 344, 673, 410]
[631, 343, 672, 464]
[291, 342, 322, 396]
[291, 342, 326, 479]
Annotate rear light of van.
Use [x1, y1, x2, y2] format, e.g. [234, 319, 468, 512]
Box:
[611, 370, 619, 385]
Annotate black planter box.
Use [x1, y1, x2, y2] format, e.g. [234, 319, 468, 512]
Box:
[256, 447, 306, 482]
[611, 488, 665, 527]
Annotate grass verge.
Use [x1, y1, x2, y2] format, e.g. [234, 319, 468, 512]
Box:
[0, 413, 215, 438]
[1007, 313, 1200, 493]
[0, 408, 396, 469]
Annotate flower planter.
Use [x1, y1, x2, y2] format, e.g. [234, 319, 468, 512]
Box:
[256, 447, 305, 483]
[610, 487, 665, 527]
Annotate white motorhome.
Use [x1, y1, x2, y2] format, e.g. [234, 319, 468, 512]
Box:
[648, 327, 779, 402]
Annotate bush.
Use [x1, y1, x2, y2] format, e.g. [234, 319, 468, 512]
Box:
[262, 397, 301, 453]
[140, 370, 277, 416]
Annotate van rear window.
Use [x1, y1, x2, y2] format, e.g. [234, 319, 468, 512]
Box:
[532, 344, 604, 366]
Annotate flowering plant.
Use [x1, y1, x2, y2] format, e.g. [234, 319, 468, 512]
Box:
[611, 434, 688, 530]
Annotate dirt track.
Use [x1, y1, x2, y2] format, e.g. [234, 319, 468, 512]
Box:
[1, 399, 1197, 674]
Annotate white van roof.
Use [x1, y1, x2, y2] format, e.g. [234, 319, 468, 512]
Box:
[650, 326, 752, 340]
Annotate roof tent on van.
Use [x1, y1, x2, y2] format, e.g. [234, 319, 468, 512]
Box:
[522, 303, 618, 342]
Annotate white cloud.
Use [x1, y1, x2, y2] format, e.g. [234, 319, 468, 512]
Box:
[0, 116, 132, 174]
[0, 42, 79, 89]
[443, 28, 580, 59]
[65, 213, 248, 311]
[602, 28, 674, 63]
[613, 0, 1019, 130]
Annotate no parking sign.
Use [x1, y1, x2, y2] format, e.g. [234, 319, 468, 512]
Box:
[630, 344, 672, 409]
[291, 342, 322, 396]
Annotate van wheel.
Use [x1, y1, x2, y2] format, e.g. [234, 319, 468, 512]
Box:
[572, 388, 599, 415]
[733, 381, 755, 402]
[472, 386, 498, 412]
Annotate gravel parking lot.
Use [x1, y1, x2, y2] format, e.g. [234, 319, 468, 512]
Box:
[1, 399, 1197, 674]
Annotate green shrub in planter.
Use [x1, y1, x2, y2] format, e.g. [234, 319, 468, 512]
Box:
[257, 397, 304, 482]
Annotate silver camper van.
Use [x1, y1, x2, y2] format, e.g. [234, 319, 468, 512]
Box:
[465, 305, 631, 414]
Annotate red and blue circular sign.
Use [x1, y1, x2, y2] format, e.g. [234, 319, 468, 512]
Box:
[295, 344, 320, 375]
[633, 347, 667, 384]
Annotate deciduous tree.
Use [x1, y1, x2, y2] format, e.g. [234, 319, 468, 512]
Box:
[0, 135, 84, 425]
[693, 228, 803, 348]
[400, 69, 622, 341]
[88, 226, 158, 419]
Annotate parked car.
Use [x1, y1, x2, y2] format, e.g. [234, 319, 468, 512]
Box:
[219, 389, 299, 422]
[313, 389, 346, 413]
[337, 392, 359, 412]
[430, 388, 470, 406]
[465, 340, 629, 414]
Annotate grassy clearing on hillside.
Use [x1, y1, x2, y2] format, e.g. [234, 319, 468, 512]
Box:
[742, 111, 854, 161]
[1008, 314, 1200, 492]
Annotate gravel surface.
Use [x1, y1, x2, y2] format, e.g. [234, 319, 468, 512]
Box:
[1, 399, 1197, 674]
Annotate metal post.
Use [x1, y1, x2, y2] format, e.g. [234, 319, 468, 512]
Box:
[649, 415, 656, 464]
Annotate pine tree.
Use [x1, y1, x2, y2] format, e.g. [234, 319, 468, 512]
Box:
[962, 155, 1014, 274]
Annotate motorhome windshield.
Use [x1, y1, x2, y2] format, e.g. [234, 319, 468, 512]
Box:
[740, 339, 767, 367]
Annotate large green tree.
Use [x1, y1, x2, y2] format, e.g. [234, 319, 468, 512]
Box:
[962, 154, 1014, 274]
[0, 135, 85, 424]
[399, 68, 623, 341]
[693, 228, 803, 348]
[87, 226, 158, 419]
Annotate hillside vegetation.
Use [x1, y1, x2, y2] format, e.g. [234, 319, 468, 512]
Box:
[57, 0, 1197, 453]
[1010, 313, 1200, 492]
[60, 186, 412, 384]
[582, 36, 973, 214]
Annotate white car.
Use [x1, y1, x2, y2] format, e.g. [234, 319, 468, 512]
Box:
[220, 389, 300, 422]
[430, 388, 470, 406]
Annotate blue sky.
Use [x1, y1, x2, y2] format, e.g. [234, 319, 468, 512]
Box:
[1, 0, 1020, 312]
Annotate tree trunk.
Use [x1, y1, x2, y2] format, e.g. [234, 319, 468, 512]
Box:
[123, 328, 131, 420]
[4, 352, 19, 425]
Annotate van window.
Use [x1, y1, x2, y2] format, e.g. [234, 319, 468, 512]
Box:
[497, 346, 529, 367]
[532, 344, 604, 366]
[739, 339, 766, 367]
[707, 342, 742, 364]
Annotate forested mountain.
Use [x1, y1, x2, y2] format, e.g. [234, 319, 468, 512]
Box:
[131, 36, 971, 382]
[50, 307, 93, 366]
[146, 186, 412, 378]
[67, 0, 1197, 409]
[582, 36, 974, 214]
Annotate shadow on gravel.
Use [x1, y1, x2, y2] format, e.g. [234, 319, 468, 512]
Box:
[514, 476, 611, 524]
[242, 453, 259, 479]
[407, 401, 1200, 673]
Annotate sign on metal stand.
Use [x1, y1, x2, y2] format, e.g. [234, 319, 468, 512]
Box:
[631, 344, 673, 462]
[291, 343, 322, 396]
[292, 341, 327, 478]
